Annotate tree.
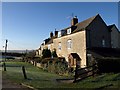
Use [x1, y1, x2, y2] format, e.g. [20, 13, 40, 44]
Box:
[42, 48, 51, 58]
[51, 50, 57, 58]
[25, 50, 36, 60]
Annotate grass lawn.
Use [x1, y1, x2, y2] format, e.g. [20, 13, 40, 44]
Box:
[2, 61, 120, 89]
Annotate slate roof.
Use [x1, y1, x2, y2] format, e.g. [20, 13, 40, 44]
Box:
[59, 14, 99, 35]
[73, 14, 97, 33]
[107, 24, 115, 32]
[107, 24, 120, 33]
[45, 14, 99, 45]
[46, 37, 55, 45]
[107, 24, 115, 29]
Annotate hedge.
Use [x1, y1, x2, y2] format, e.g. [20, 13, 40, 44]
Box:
[95, 58, 120, 73]
[40, 57, 69, 75]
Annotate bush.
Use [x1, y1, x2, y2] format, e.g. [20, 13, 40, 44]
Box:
[96, 58, 120, 73]
[40, 58, 68, 75]
[42, 48, 51, 58]
[51, 50, 57, 58]
[54, 61, 68, 74]
[6, 57, 15, 60]
[33, 57, 42, 63]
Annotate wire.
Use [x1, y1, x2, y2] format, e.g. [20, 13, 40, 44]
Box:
[8, 39, 26, 50]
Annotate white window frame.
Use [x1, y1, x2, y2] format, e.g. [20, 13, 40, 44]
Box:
[67, 39, 72, 49]
[58, 42, 61, 51]
[67, 28, 71, 34]
[43, 41, 45, 45]
[48, 44, 50, 50]
[58, 31, 61, 37]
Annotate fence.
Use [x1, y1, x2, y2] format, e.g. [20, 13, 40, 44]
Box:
[73, 63, 98, 83]
[1, 62, 27, 79]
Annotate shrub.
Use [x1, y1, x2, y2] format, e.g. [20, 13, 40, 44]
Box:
[33, 57, 42, 63]
[54, 61, 68, 74]
[51, 50, 57, 58]
[40, 57, 68, 75]
[6, 57, 15, 60]
[42, 48, 51, 58]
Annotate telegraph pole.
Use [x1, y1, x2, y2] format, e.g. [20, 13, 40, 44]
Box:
[3, 39, 8, 71]
[5, 39, 8, 61]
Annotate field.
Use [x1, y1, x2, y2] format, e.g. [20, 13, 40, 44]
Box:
[1, 61, 120, 89]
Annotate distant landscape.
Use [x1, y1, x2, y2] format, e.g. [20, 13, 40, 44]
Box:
[1, 50, 34, 53]
[0, 50, 34, 60]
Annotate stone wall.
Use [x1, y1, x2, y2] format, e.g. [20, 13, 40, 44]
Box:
[86, 15, 111, 48]
[53, 30, 86, 68]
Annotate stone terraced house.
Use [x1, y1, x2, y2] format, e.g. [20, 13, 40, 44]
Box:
[36, 14, 120, 68]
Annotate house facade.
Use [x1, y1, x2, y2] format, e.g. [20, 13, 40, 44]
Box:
[36, 14, 120, 68]
[108, 24, 120, 48]
[53, 30, 86, 68]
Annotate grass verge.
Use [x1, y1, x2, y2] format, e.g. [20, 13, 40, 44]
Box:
[2, 61, 120, 89]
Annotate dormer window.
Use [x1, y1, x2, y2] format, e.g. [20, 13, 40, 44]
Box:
[67, 28, 71, 34]
[43, 41, 45, 45]
[58, 31, 61, 37]
[48, 44, 50, 50]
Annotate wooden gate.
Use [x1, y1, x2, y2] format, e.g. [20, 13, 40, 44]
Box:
[73, 63, 98, 83]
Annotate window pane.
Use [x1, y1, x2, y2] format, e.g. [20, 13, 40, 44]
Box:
[58, 32, 61, 37]
[67, 28, 71, 34]
[67, 39, 72, 49]
[58, 42, 61, 50]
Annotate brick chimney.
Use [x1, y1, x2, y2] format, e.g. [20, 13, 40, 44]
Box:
[71, 16, 78, 26]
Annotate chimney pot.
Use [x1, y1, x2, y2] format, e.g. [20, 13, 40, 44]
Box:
[71, 16, 78, 26]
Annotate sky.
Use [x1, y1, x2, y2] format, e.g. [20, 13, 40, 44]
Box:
[1, 0, 120, 2]
[1, 2, 119, 50]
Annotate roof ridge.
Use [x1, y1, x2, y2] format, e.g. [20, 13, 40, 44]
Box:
[75, 14, 98, 26]
[58, 14, 99, 31]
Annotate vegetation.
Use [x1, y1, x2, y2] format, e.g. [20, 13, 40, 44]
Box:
[22, 49, 68, 75]
[3, 48, 120, 89]
[38, 57, 69, 75]
[2, 52, 25, 57]
[42, 48, 51, 58]
[2, 61, 120, 89]
[6, 57, 15, 60]
[51, 49, 57, 58]
[25, 50, 36, 60]
[95, 58, 120, 73]
[47, 59, 68, 75]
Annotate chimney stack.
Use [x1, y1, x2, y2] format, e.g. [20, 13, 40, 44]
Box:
[54, 30, 58, 36]
[71, 16, 78, 26]
[50, 32, 53, 38]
